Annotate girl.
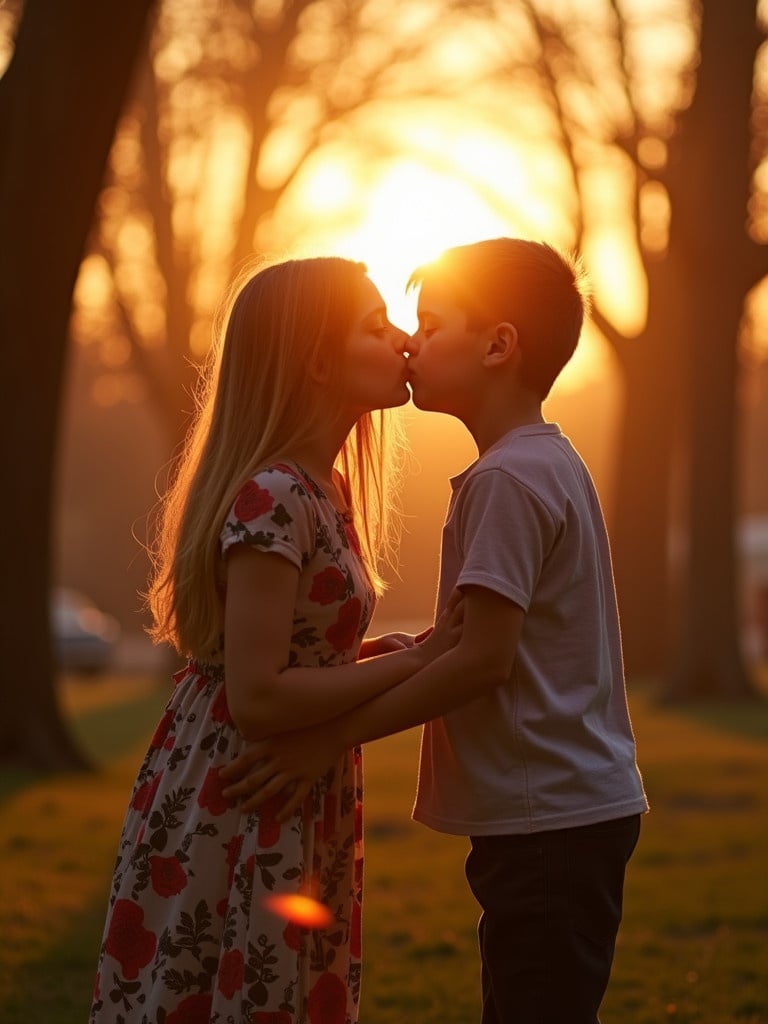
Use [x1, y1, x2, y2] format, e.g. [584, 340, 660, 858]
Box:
[89, 257, 455, 1024]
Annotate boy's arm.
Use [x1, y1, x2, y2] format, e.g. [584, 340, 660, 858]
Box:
[221, 585, 523, 818]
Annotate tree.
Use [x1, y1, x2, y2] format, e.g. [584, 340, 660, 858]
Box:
[664, 0, 766, 698]
[0, 0, 157, 769]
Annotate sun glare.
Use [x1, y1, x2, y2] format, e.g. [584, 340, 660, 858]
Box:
[263, 892, 334, 929]
[277, 135, 631, 394]
[324, 161, 516, 330]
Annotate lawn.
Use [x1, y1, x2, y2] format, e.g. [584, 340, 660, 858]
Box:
[0, 673, 766, 1023]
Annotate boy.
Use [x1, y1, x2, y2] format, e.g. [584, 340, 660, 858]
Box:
[222, 238, 649, 1024]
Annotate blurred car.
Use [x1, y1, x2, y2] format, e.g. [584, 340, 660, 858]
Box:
[52, 587, 121, 674]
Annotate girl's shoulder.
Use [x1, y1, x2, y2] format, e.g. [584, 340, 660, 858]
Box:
[221, 463, 320, 563]
[231, 463, 318, 523]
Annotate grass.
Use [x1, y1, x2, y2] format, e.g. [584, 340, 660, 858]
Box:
[0, 675, 767, 1023]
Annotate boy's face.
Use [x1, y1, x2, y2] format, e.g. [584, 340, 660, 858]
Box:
[406, 279, 486, 415]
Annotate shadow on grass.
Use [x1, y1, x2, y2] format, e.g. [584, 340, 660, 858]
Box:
[69, 685, 168, 764]
[0, 892, 107, 1024]
[676, 698, 768, 742]
[0, 682, 167, 807]
[630, 675, 768, 743]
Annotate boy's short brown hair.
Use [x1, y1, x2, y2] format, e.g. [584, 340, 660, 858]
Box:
[409, 238, 589, 399]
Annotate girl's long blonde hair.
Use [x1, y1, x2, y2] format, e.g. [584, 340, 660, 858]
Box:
[147, 257, 403, 659]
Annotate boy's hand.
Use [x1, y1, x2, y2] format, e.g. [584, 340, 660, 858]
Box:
[220, 725, 342, 820]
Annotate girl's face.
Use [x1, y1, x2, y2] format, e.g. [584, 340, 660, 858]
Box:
[338, 277, 410, 414]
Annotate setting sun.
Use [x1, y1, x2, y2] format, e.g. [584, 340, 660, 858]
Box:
[281, 142, 624, 393]
[329, 161, 515, 331]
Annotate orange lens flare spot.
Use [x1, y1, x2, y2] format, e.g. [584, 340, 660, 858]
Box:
[263, 893, 334, 929]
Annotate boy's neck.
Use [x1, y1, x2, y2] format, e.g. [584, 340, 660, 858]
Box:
[468, 397, 545, 455]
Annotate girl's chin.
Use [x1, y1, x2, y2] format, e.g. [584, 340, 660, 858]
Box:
[383, 384, 412, 409]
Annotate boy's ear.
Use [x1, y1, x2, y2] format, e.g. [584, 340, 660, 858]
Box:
[482, 322, 518, 368]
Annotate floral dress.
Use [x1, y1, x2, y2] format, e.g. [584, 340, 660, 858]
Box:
[90, 463, 375, 1024]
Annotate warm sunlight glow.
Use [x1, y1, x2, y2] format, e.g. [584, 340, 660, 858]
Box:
[743, 278, 768, 360]
[263, 892, 334, 930]
[303, 159, 357, 214]
[75, 255, 115, 310]
[279, 150, 616, 394]
[584, 232, 647, 339]
[324, 161, 517, 331]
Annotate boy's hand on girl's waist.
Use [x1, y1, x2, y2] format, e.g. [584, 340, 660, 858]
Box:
[220, 726, 340, 821]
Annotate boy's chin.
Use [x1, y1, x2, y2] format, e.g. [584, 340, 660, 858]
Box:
[409, 391, 440, 413]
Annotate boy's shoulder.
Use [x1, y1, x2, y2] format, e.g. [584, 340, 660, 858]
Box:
[458, 424, 592, 519]
[469, 423, 573, 481]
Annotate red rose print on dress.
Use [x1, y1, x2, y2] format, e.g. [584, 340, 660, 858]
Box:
[198, 765, 230, 815]
[308, 566, 347, 605]
[149, 855, 188, 898]
[308, 971, 347, 1024]
[224, 833, 244, 887]
[325, 596, 362, 652]
[171, 666, 187, 687]
[150, 709, 175, 749]
[234, 480, 275, 522]
[210, 685, 232, 725]
[165, 992, 213, 1024]
[283, 920, 302, 952]
[131, 770, 162, 815]
[104, 899, 157, 979]
[258, 793, 283, 848]
[217, 948, 245, 999]
[344, 518, 363, 559]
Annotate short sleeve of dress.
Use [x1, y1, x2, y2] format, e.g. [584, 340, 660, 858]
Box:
[220, 465, 316, 570]
[455, 468, 558, 611]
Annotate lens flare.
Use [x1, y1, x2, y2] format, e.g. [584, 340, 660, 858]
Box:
[263, 892, 334, 929]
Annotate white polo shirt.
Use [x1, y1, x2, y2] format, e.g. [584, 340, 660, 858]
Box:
[412, 423, 648, 835]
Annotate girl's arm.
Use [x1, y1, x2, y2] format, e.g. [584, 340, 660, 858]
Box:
[221, 585, 522, 816]
[358, 632, 415, 657]
[223, 545, 456, 739]
[358, 625, 433, 658]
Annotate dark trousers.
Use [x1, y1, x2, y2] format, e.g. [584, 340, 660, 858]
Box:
[465, 814, 641, 1024]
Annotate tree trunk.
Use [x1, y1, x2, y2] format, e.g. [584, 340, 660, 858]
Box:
[663, 0, 763, 700]
[610, 253, 687, 677]
[0, 0, 157, 769]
